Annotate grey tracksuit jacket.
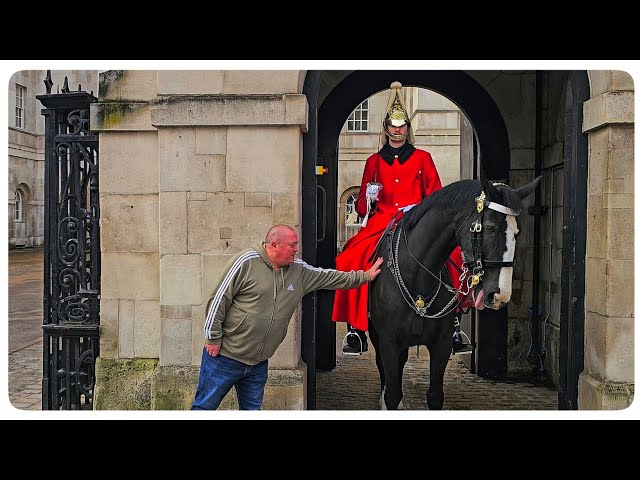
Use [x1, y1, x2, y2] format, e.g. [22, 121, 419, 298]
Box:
[203, 243, 370, 365]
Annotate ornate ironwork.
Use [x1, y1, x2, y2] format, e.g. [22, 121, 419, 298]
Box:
[38, 71, 100, 410]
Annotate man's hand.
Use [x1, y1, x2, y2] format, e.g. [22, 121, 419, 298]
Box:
[367, 257, 384, 281]
[205, 343, 221, 357]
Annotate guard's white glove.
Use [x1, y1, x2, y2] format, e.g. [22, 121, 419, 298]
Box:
[362, 182, 382, 227]
[366, 182, 382, 203]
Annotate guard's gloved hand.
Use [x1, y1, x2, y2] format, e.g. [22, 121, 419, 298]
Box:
[366, 182, 382, 203]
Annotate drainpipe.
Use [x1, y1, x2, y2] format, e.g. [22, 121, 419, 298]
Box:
[527, 71, 546, 372]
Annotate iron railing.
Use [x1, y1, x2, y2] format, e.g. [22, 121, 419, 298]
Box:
[38, 71, 100, 410]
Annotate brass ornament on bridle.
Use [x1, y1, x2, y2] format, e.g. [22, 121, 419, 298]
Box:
[475, 191, 486, 213]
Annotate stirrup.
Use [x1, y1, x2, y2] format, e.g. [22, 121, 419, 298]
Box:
[452, 330, 473, 355]
[342, 330, 364, 356]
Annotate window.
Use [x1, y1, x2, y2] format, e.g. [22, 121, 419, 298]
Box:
[344, 192, 363, 242]
[14, 189, 23, 222]
[346, 99, 369, 132]
[15, 84, 25, 129]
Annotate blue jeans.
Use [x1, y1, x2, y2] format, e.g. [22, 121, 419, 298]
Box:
[191, 347, 268, 410]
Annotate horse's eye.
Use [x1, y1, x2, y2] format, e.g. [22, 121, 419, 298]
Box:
[485, 225, 496, 235]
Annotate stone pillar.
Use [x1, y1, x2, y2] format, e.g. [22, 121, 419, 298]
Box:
[91, 70, 308, 410]
[579, 70, 634, 409]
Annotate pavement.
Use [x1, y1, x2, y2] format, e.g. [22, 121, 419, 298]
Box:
[317, 322, 558, 412]
[7, 246, 558, 414]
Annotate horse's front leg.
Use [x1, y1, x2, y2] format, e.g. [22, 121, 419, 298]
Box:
[426, 339, 451, 410]
[368, 324, 385, 394]
[378, 341, 407, 410]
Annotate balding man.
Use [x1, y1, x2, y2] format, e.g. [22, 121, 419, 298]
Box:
[192, 224, 383, 410]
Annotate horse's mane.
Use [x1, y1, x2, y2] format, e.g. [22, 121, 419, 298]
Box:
[403, 179, 525, 231]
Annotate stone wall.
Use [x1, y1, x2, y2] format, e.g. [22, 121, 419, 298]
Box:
[579, 70, 634, 409]
[91, 70, 308, 409]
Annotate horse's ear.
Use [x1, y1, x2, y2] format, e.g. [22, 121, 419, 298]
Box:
[480, 170, 500, 200]
[516, 175, 542, 200]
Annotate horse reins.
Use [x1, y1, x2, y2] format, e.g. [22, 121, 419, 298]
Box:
[388, 188, 520, 318]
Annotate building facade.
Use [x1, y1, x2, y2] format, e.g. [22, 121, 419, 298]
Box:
[7, 70, 98, 248]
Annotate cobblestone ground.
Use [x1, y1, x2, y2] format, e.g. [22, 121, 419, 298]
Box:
[316, 323, 558, 411]
[8, 342, 42, 411]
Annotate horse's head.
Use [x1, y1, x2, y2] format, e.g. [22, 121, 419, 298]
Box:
[457, 172, 541, 311]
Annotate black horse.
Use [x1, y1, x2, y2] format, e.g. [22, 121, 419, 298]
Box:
[368, 172, 541, 410]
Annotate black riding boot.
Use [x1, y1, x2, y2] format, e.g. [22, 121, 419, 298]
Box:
[342, 325, 368, 355]
[452, 317, 472, 355]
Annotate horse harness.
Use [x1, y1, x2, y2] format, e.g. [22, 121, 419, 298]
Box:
[385, 189, 520, 319]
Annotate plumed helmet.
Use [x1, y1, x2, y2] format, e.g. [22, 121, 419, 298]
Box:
[382, 81, 415, 144]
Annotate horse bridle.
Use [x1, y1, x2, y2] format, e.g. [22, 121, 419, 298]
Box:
[388, 188, 519, 318]
[465, 190, 520, 287]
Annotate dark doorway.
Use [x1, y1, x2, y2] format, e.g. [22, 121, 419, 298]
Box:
[302, 70, 511, 408]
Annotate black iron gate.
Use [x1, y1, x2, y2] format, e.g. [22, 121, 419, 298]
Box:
[559, 71, 588, 409]
[37, 71, 101, 410]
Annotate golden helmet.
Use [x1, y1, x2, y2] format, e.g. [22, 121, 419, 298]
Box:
[382, 81, 415, 144]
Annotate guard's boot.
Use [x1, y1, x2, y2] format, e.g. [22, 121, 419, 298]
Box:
[342, 329, 368, 356]
[452, 330, 472, 355]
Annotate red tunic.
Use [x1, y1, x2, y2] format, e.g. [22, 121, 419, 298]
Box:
[332, 146, 462, 331]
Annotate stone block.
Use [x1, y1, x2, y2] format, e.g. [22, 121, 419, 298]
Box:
[161, 305, 193, 319]
[583, 91, 634, 132]
[188, 193, 272, 254]
[99, 132, 158, 194]
[158, 127, 225, 193]
[99, 299, 119, 359]
[160, 192, 187, 255]
[586, 257, 607, 315]
[195, 127, 227, 155]
[607, 209, 633, 261]
[611, 70, 634, 91]
[150, 95, 307, 127]
[245, 192, 272, 207]
[150, 365, 200, 410]
[93, 358, 159, 410]
[585, 311, 634, 383]
[157, 71, 224, 95]
[191, 304, 206, 365]
[134, 300, 161, 359]
[226, 126, 301, 193]
[578, 371, 634, 410]
[101, 253, 159, 301]
[272, 193, 299, 226]
[510, 148, 535, 170]
[586, 197, 608, 259]
[99, 70, 157, 102]
[160, 254, 202, 305]
[605, 259, 634, 318]
[222, 71, 301, 95]
[160, 317, 192, 366]
[284, 94, 308, 132]
[91, 102, 155, 132]
[201, 254, 234, 309]
[118, 300, 135, 358]
[219, 227, 232, 239]
[101, 194, 158, 253]
[587, 128, 608, 196]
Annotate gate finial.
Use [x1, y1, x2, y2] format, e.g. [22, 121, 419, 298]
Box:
[44, 70, 53, 94]
[62, 76, 70, 93]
